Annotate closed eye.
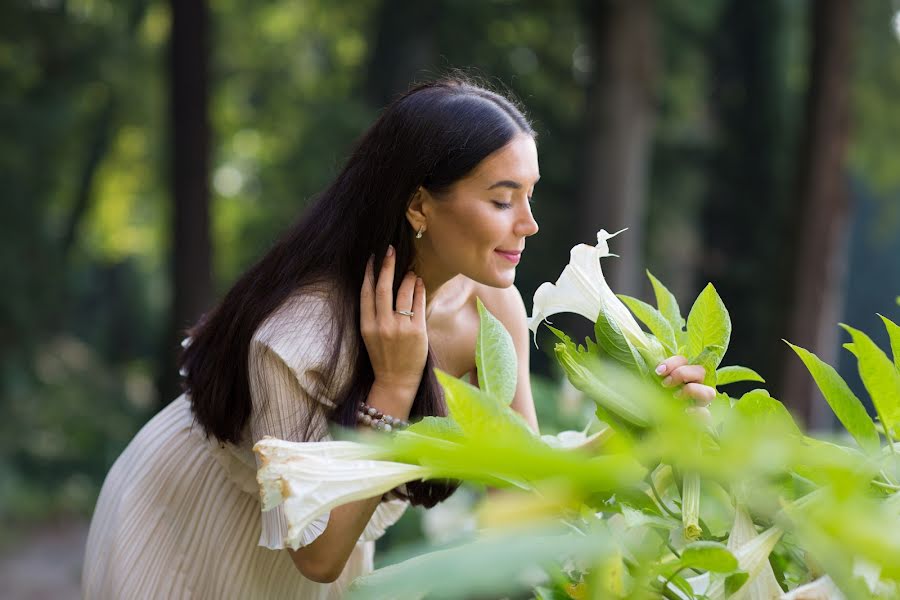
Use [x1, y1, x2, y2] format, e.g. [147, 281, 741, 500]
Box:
[492, 197, 535, 210]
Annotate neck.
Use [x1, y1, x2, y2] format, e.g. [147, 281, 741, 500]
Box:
[411, 245, 456, 320]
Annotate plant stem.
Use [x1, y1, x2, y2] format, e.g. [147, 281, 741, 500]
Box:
[649, 476, 681, 519]
[661, 566, 688, 600]
[666, 541, 682, 559]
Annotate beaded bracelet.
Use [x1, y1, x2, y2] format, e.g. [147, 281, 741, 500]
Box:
[356, 401, 410, 432]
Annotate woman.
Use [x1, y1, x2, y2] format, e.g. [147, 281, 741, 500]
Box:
[82, 77, 714, 599]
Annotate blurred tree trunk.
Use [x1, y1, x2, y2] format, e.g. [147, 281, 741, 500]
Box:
[160, 0, 212, 405]
[364, 0, 440, 108]
[61, 1, 149, 257]
[781, 0, 856, 427]
[700, 0, 788, 391]
[578, 0, 659, 296]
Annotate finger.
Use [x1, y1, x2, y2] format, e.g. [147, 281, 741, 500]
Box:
[412, 277, 426, 329]
[360, 255, 376, 324]
[681, 383, 716, 406]
[395, 271, 417, 313]
[655, 355, 688, 377]
[662, 364, 706, 387]
[375, 245, 395, 320]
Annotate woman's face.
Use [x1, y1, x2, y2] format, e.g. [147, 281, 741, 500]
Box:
[417, 134, 540, 288]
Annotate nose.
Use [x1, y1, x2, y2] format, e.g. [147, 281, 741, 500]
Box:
[515, 205, 539, 238]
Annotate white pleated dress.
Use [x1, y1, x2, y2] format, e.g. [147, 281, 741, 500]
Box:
[82, 289, 408, 599]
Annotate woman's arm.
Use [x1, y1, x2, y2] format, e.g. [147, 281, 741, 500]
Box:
[287, 381, 416, 583]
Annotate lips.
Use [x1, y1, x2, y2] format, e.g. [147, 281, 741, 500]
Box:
[495, 249, 523, 264]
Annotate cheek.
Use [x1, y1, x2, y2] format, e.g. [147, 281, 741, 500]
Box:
[439, 204, 497, 244]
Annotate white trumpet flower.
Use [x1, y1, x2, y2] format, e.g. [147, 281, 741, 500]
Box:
[255, 437, 431, 549]
[691, 505, 783, 600]
[528, 229, 655, 357]
[726, 505, 784, 600]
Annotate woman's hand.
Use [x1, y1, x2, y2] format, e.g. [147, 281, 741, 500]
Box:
[359, 245, 428, 406]
[654, 356, 716, 406]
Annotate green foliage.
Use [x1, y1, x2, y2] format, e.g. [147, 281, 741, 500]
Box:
[348, 273, 900, 599]
[618, 293, 678, 354]
[715, 366, 765, 387]
[474, 297, 517, 406]
[879, 314, 900, 371]
[594, 306, 649, 373]
[686, 283, 732, 372]
[647, 270, 686, 347]
[348, 526, 615, 600]
[679, 541, 739, 573]
[785, 341, 879, 453]
[841, 324, 900, 441]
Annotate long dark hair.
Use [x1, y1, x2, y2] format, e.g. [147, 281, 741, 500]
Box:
[179, 75, 535, 507]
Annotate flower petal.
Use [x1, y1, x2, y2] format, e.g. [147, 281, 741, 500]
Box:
[254, 437, 431, 549]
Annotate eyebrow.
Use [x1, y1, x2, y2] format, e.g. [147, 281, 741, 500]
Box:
[486, 177, 540, 191]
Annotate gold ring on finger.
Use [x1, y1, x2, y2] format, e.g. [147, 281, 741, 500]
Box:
[395, 310, 414, 317]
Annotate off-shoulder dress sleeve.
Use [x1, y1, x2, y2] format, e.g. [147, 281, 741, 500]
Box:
[248, 291, 407, 550]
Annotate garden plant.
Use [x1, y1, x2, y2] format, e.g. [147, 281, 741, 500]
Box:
[255, 230, 900, 599]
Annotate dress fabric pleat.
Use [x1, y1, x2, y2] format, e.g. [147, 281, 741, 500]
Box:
[82, 288, 408, 599]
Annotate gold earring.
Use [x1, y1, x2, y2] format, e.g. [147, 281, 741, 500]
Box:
[416, 226, 425, 239]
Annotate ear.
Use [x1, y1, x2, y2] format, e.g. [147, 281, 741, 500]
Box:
[405, 186, 432, 231]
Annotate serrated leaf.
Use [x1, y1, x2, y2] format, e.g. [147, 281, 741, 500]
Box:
[618, 293, 677, 353]
[680, 541, 739, 573]
[715, 365, 765, 387]
[785, 341, 879, 454]
[843, 342, 858, 358]
[686, 284, 731, 367]
[475, 298, 518, 405]
[546, 324, 574, 347]
[647, 270, 686, 342]
[841, 324, 900, 440]
[879, 314, 900, 371]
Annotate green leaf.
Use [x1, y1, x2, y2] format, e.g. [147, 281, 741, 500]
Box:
[724, 571, 749, 595]
[734, 389, 802, 438]
[841, 324, 900, 441]
[785, 341, 880, 454]
[405, 415, 465, 443]
[554, 343, 651, 429]
[693, 345, 726, 387]
[686, 283, 731, 370]
[594, 306, 648, 373]
[546, 324, 574, 347]
[879, 314, 900, 371]
[715, 365, 765, 387]
[618, 293, 677, 353]
[435, 369, 532, 441]
[474, 297, 518, 405]
[347, 527, 616, 600]
[647, 270, 685, 342]
[679, 541, 739, 573]
[844, 342, 858, 358]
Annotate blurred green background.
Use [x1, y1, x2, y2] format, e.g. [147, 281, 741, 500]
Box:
[1, 0, 899, 593]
